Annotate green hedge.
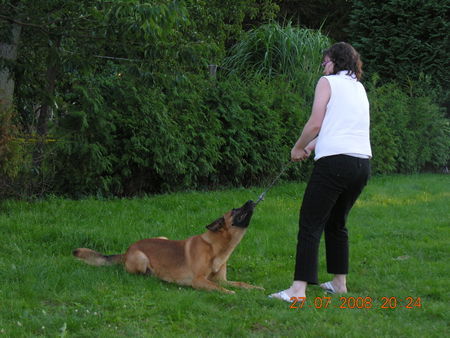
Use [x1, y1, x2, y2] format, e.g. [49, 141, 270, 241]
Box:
[3, 67, 448, 198]
[3, 72, 448, 198]
[48, 70, 310, 197]
[46, 71, 448, 197]
[368, 75, 449, 174]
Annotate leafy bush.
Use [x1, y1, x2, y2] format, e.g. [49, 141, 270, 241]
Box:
[43, 68, 450, 197]
[207, 75, 310, 187]
[49, 66, 310, 197]
[52, 71, 206, 196]
[0, 107, 28, 198]
[367, 75, 449, 174]
[0, 108, 23, 179]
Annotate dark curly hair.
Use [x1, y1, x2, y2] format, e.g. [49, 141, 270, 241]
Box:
[323, 42, 363, 80]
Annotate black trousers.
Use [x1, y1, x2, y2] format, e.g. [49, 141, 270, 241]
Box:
[294, 155, 370, 284]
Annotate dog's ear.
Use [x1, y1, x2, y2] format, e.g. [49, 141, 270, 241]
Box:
[206, 217, 225, 232]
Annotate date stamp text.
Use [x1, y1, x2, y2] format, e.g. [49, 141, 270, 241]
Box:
[289, 296, 422, 309]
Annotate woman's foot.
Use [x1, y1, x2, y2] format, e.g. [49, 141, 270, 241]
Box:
[320, 280, 347, 294]
[268, 290, 296, 302]
[269, 281, 307, 302]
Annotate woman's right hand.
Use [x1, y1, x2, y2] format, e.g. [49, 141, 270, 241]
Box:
[291, 147, 309, 162]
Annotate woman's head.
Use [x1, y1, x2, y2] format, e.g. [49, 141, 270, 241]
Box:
[322, 42, 363, 80]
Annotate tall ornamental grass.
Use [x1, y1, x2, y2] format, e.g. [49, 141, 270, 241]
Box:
[222, 22, 330, 103]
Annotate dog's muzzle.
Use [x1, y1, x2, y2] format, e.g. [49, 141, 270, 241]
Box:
[232, 200, 255, 228]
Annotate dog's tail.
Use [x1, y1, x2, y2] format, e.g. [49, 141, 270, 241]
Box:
[73, 248, 124, 266]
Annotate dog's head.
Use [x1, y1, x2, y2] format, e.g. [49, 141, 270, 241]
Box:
[206, 200, 255, 233]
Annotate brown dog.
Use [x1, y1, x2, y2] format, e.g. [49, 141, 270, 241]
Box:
[73, 200, 263, 294]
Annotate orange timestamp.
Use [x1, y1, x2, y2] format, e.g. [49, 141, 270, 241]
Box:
[289, 296, 422, 309]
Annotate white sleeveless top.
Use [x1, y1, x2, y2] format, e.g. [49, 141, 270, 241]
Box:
[314, 71, 372, 161]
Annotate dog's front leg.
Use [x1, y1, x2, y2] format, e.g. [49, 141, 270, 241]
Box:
[192, 275, 235, 294]
[224, 280, 265, 290]
[212, 256, 226, 274]
[213, 265, 265, 290]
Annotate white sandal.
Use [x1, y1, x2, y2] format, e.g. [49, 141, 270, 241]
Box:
[268, 290, 294, 303]
[320, 281, 336, 294]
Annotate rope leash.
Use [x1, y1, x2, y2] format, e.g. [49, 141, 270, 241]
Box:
[254, 161, 293, 206]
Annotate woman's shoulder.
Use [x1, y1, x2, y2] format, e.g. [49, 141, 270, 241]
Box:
[319, 75, 335, 88]
[321, 74, 338, 83]
[316, 76, 331, 88]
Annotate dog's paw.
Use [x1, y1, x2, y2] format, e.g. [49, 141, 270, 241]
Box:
[226, 281, 265, 290]
[244, 284, 265, 291]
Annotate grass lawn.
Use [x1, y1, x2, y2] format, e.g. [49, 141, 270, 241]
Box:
[0, 174, 449, 337]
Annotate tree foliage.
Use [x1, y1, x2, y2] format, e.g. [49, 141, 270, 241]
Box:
[1, 0, 188, 129]
[347, 0, 449, 101]
[278, 0, 353, 41]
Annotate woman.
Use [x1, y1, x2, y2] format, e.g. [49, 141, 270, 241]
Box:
[270, 42, 372, 301]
